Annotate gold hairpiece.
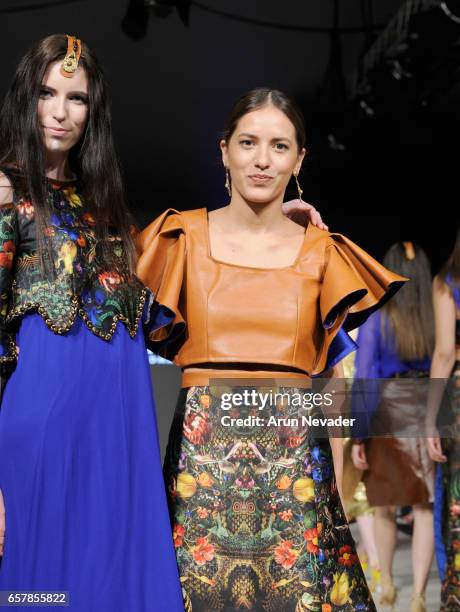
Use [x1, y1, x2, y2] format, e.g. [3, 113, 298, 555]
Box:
[61, 35, 82, 78]
[402, 241, 415, 260]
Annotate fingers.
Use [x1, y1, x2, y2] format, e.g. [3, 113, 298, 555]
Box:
[356, 458, 368, 470]
[352, 458, 368, 470]
[311, 210, 329, 231]
[429, 438, 445, 462]
[426, 437, 447, 462]
[351, 444, 368, 471]
[282, 199, 329, 230]
[302, 202, 329, 231]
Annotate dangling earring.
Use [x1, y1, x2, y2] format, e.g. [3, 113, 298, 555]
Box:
[225, 167, 232, 197]
[293, 171, 303, 201]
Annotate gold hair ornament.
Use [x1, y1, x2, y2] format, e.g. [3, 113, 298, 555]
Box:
[61, 35, 82, 78]
[402, 241, 416, 260]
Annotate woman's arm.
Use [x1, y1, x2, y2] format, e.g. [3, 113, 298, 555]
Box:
[348, 314, 382, 473]
[328, 361, 345, 501]
[426, 275, 457, 462]
[430, 275, 457, 377]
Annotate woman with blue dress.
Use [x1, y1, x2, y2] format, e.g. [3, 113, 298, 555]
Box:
[351, 241, 435, 612]
[0, 34, 184, 611]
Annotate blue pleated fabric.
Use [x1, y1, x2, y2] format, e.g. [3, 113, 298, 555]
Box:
[0, 313, 184, 612]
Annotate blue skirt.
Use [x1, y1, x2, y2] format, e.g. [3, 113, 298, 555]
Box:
[0, 313, 184, 612]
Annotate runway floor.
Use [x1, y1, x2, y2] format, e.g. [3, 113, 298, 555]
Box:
[350, 524, 441, 611]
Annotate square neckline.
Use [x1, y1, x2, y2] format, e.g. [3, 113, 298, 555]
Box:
[203, 208, 310, 271]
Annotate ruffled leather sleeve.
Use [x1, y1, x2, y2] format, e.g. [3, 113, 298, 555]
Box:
[135, 208, 186, 356]
[313, 232, 407, 376]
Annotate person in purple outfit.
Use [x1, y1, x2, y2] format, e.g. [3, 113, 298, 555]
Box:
[352, 241, 435, 612]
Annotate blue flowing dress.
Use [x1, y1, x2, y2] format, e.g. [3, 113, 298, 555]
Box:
[0, 171, 184, 611]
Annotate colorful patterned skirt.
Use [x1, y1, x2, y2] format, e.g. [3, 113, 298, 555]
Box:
[164, 384, 376, 612]
[440, 363, 460, 611]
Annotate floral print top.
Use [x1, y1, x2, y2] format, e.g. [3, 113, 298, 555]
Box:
[0, 168, 149, 373]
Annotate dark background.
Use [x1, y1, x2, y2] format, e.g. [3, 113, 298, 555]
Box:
[1, 0, 459, 449]
[1, 0, 459, 270]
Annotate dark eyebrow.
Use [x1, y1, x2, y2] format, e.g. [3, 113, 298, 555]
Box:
[40, 85, 88, 97]
[237, 132, 292, 143]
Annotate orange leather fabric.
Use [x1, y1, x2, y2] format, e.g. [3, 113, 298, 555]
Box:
[136, 208, 407, 377]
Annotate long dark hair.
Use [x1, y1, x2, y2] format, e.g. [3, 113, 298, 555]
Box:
[382, 242, 434, 361]
[0, 34, 135, 276]
[439, 225, 460, 287]
[222, 88, 307, 152]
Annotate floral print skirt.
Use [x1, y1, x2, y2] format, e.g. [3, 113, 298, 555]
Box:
[440, 363, 460, 611]
[164, 384, 376, 612]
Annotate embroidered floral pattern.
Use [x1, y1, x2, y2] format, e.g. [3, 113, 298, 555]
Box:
[440, 368, 460, 611]
[0, 173, 148, 371]
[0, 200, 19, 369]
[164, 385, 376, 611]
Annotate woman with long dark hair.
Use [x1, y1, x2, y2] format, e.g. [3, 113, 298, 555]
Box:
[425, 227, 460, 611]
[351, 242, 435, 612]
[0, 34, 184, 611]
[136, 87, 407, 611]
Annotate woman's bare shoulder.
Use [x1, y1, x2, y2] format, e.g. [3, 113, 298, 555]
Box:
[433, 273, 451, 294]
[0, 172, 13, 206]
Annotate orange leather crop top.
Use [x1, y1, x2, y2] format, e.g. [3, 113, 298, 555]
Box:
[136, 208, 407, 377]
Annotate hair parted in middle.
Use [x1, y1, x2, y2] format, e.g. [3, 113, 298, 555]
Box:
[0, 33, 136, 277]
[382, 242, 434, 361]
[222, 87, 307, 153]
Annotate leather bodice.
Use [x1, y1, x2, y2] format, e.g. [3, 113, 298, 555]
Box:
[136, 208, 407, 377]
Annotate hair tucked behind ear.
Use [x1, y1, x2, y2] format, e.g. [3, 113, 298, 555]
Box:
[0, 33, 136, 278]
[222, 87, 307, 152]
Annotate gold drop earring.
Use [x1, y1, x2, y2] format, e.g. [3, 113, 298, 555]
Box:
[225, 167, 232, 197]
[293, 171, 303, 201]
